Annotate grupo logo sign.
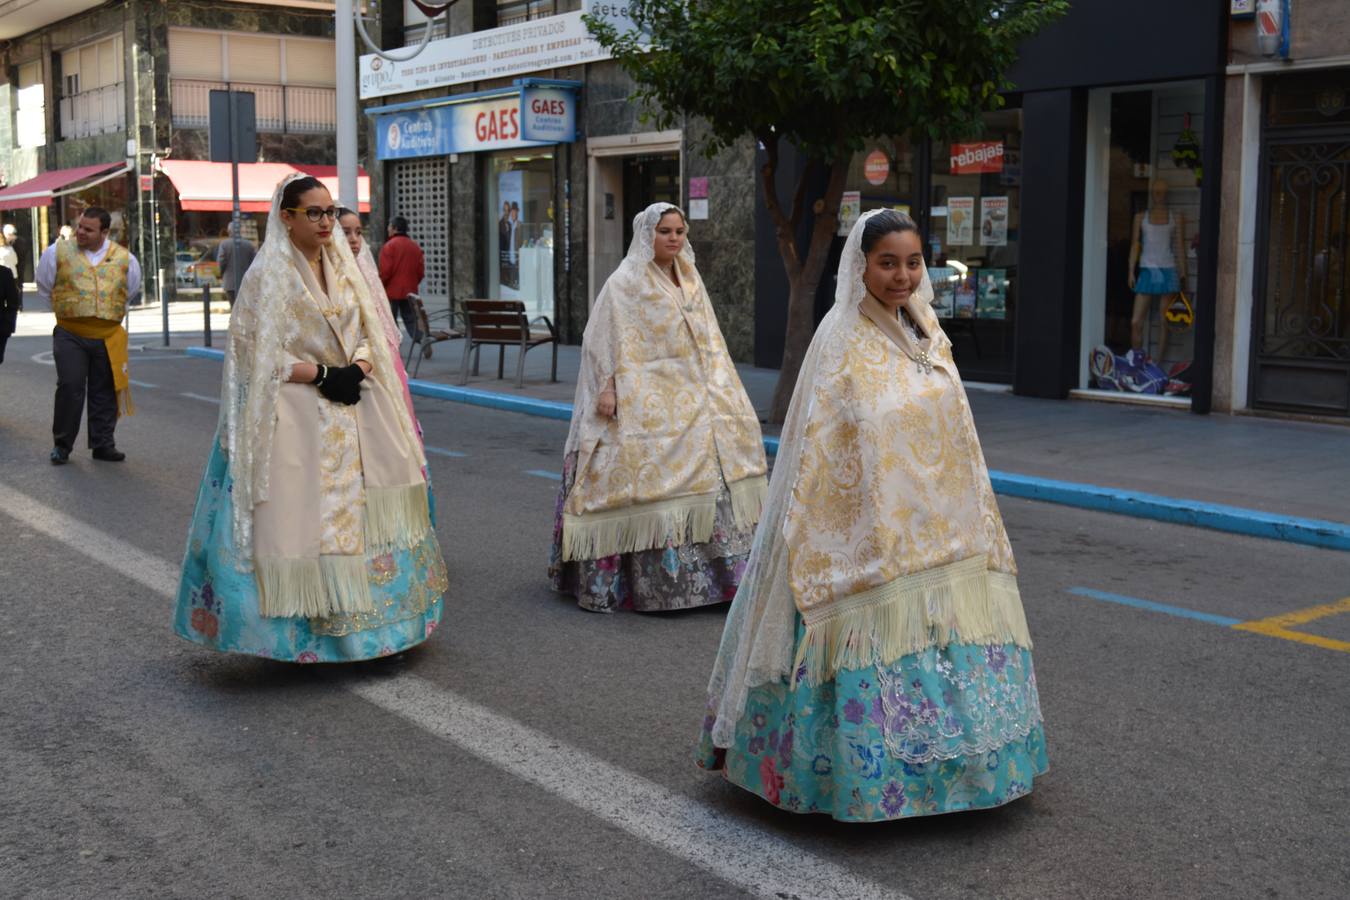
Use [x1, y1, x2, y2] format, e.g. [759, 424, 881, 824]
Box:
[950, 142, 1004, 175]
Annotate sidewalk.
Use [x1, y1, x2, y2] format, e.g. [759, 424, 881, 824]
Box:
[397, 334, 1350, 534]
[13, 286, 232, 344]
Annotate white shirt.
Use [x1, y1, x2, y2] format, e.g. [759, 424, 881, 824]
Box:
[0, 244, 16, 280]
[35, 238, 143, 307]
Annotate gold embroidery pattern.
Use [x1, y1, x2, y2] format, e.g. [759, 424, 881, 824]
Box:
[309, 535, 449, 637]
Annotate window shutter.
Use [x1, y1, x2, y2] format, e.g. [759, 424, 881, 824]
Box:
[169, 30, 224, 81]
[228, 36, 282, 84]
[284, 39, 336, 87]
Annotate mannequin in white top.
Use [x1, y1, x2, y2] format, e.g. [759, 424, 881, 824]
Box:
[1127, 179, 1187, 361]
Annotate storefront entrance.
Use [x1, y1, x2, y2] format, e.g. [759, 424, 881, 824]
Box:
[1250, 71, 1350, 417]
[389, 156, 451, 312]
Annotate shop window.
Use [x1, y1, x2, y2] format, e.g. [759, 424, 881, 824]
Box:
[1081, 83, 1204, 399]
[927, 109, 1022, 384]
[487, 151, 556, 318]
[16, 61, 45, 149]
[58, 35, 125, 140]
[496, 0, 579, 27]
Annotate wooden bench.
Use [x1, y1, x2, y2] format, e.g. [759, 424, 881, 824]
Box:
[405, 293, 465, 378]
[458, 299, 558, 388]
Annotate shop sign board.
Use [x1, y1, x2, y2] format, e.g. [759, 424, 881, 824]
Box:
[519, 86, 577, 144]
[361, 12, 612, 100]
[376, 91, 579, 160]
[950, 141, 1004, 175]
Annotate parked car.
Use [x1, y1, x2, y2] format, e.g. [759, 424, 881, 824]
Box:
[174, 247, 221, 287]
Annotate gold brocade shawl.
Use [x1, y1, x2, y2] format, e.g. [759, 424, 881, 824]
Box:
[560, 203, 767, 562]
[785, 293, 1030, 682]
[221, 175, 431, 619]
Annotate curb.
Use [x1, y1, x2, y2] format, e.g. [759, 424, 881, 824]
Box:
[184, 346, 1350, 553]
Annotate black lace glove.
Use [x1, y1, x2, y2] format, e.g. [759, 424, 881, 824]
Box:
[314, 363, 366, 405]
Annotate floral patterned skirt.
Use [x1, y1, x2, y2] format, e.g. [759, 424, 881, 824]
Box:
[548, 452, 754, 613]
[173, 436, 447, 663]
[697, 616, 1048, 822]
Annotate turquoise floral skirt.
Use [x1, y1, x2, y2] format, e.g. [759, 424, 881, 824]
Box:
[698, 618, 1048, 822]
[173, 437, 447, 663]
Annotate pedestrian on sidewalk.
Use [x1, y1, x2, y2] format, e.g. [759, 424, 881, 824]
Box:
[36, 206, 141, 464]
[173, 174, 446, 663]
[4, 223, 30, 284]
[698, 210, 1047, 821]
[378, 215, 427, 356]
[339, 207, 421, 441]
[215, 221, 256, 308]
[548, 202, 768, 613]
[0, 253, 18, 364]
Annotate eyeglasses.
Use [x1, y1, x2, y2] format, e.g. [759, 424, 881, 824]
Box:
[284, 206, 338, 223]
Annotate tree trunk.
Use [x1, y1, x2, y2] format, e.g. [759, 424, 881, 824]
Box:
[766, 158, 849, 423]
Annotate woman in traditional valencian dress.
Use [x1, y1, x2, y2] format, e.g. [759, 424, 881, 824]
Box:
[338, 207, 420, 439]
[548, 203, 768, 613]
[174, 175, 447, 661]
[698, 209, 1047, 820]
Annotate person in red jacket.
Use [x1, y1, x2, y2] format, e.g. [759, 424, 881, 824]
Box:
[378, 216, 428, 356]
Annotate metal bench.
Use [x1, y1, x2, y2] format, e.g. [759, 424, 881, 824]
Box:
[406, 292, 465, 378]
[458, 299, 558, 388]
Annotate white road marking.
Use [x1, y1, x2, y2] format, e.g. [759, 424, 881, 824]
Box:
[423, 446, 467, 458]
[0, 481, 915, 900]
[129, 379, 158, 389]
[180, 392, 221, 405]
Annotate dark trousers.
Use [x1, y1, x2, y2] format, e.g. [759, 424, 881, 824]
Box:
[52, 325, 117, 452]
[0, 306, 16, 364]
[389, 298, 421, 343]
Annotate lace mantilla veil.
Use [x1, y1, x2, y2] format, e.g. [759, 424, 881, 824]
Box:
[705, 208, 935, 747]
[562, 202, 697, 458]
[219, 173, 420, 566]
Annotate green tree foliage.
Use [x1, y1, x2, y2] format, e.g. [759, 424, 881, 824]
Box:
[588, 0, 1069, 420]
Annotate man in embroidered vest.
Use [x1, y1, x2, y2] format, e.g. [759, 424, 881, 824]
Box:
[36, 206, 142, 465]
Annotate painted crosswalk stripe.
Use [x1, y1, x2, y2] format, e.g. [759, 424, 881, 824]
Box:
[0, 480, 914, 900]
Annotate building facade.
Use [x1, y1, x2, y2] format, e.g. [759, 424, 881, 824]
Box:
[1216, 1, 1350, 420]
[0, 0, 341, 302]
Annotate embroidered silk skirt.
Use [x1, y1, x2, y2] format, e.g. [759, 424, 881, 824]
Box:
[173, 435, 447, 662]
[548, 451, 753, 613]
[697, 615, 1048, 821]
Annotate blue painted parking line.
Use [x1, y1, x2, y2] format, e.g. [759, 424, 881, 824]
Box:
[183, 345, 1350, 553]
[1067, 587, 1243, 627]
[424, 446, 467, 458]
[524, 470, 562, 482]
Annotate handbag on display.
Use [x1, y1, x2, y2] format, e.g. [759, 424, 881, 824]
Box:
[1165, 291, 1194, 326]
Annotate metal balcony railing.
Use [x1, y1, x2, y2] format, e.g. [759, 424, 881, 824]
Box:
[58, 84, 126, 139]
[170, 79, 337, 134]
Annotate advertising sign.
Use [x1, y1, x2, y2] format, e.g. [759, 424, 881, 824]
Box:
[375, 92, 577, 160]
[947, 197, 974, 245]
[863, 150, 889, 185]
[837, 191, 861, 236]
[361, 12, 611, 100]
[980, 196, 1008, 246]
[950, 141, 1004, 175]
[519, 86, 577, 143]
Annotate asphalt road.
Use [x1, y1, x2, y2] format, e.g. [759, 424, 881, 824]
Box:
[1, 334, 1347, 900]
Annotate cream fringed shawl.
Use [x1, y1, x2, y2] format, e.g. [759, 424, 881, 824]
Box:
[560, 202, 767, 562]
[220, 174, 430, 618]
[706, 209, 1032, 748]
[355, 238, 420, 435]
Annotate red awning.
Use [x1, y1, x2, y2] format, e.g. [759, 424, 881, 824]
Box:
[294, 165, 372, 213]
[0, 162, 130, 210]
[158, 161, 371, 213]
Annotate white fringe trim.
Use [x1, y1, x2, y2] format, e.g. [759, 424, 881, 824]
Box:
[365, 482, 432, 553]
[794, 555, 1032, 686]
[561, 492, 718, 562]
[728, 475, 768, 530]
[255, 555, 376, 618]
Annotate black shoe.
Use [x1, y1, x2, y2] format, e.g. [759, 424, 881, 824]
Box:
[49, 447, 69, 465]
[92, 447, 126, 462]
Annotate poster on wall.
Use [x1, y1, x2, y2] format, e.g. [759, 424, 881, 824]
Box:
[980, 196, 1008, 246]
[954, 274, 976, 318]
[977, 269, 1007, 319]
[496, 170, 524, 296]
[838, 191, 861, 236]
[947, 197, 974, 245]
[928, 266, 956, 318]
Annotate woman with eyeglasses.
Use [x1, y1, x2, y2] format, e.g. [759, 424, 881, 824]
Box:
[173, 175, 448, 662]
